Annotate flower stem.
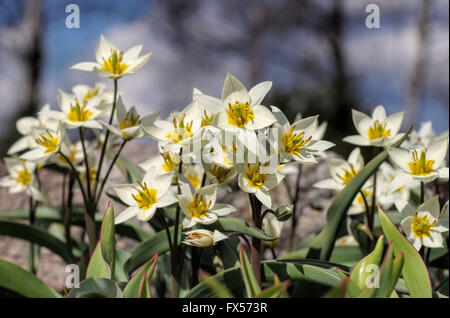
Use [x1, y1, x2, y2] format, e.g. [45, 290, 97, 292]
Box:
[288, 165, 302, 252]
[248, 193, 262, 286]
[171, 148, 183, 298]
[93, 78, 118, 197]
[79, 127, 92, 198]
[95, 139, 128, 205]
[58, 150, 97, 254]
[28, 196, 37, 274]
[420, 181, 425, 204]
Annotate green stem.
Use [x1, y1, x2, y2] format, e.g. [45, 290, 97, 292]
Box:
[95, 139, 128, 204]
[79, 127, 92, 199]
[249, 193, 262, 286]
[171, 148, 183, 298]
[94, 78, 118, 196]
[29, 196, 37, 274]
[58, 150, 97, 254]
[288, 165, 302, 252]
[420, 181, 425, 204]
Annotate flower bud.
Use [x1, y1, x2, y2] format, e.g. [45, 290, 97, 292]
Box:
[275, 204, 293, 221]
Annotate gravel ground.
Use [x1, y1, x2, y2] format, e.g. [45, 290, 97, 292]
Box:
[0, 142, 335, 292]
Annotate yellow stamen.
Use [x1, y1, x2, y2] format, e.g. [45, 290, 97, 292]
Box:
[367, 120, 390, 140]
[132, 181, 158, 210]
[162, 153, 178, 173]
[67, 100, 93, 122]
[412, 212, 435, 238]
[209, 165, 232, 184]
[188, 193, 212, 218]
[201, 110, 214, 127]
[227, 101, 254, 128]
[408, 149, 434, 176]
[100, 49, 129, 75]
[36, 130, 59, 154]
[166, 115, 193, 143]
[282, 126, 312, 155]
[84, 87, 100, 99]
[337, 163, 359, 185]
[15, 168, 31, 186]
[246, 163, 266, 189]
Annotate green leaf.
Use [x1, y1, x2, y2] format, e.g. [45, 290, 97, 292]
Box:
[435, 277, 449, 297]
[335, 267, 361, 297]
[126, 225, 181, 274]
[0, 259, 60, 298]
[239, 245, 261, 297]
[202, 218, 275, 241]
[186, 260, 341, 298]
[0, 205, 152, 242]
[101, 202, 116, 278]
[123, 254, 158, 298]
[306, 128, 411, 261]
[121, 156, 143, 183]
[350, 235, 384, 289]
[86, 203, 118, 280]
[197, 273, 233, 298]
[254, 281, 290, 298]
[0, 220, 74, 263]
[67, 278, 123, 298]
[378, 207, 432, 298]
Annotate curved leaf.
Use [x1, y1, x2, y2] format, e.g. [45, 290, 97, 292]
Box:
[306, 128, 411, 260]
[0, 259, 60, 298]
[378, 207, 432, 298]
[185, 260, 341, 298]
[126, 226, 180, 274]
[123, 254, 158, 298]
[67, 278, 123, 298]
[0, 220, 74, 263]
[202, 218, 275, 241]
[239, 245, 261, 297]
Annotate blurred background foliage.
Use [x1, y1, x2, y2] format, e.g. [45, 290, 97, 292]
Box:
[0, 0, 448, 157]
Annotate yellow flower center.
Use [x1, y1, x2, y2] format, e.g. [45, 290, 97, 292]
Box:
[100, 49, 129, 75]
[337, 163, 359, 185]
[120, 112, 141, 130]
[201, 110, 214, 127]
[227, 101, 254, 128]
[356, 189, 373, 206]
[412, 212, 435, 238]
[16, 168, 31, 186]
[186, 173, 201, 190]
[67, 101, 93, 122]
[188, 193, 212, 218]
[166, 115, 193, 143]
[36, 130, 59, 154]
[161, 153, 178, 173]
[132, 181, 158, 210]
[84, 87, 100, 99]
[209, 165, 232, 184]
[408, 149, 434, 176]
[246, 164, 266, 189]
[367, 120, 390, 140]
[282, 126, 312, 155]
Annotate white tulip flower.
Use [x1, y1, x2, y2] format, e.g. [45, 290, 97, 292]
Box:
[271, 106, 334, 164]
[113, 172, 177, 224]
[71, 35, 152, 79]
[196, 73, 276, 131]
[178, 182, 236, 228]
[182, 229, 228, 247]
[0, 158, 42, 200]
[405, 121, 449, 149]
[20, 126, 64, 163]
[72, 83, 114, 110]
[344, 105, 404, 147]
[387, 137, 449, 191]
[397, 196, 449, 250]
[101, 96, 158, 140]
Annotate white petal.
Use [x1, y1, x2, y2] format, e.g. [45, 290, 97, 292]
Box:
[249, 81, 272, 106]
[245, 105, 276, 130]
[123, 44, 143, 61]
[427, 138, 449, 168]
[222, 73, 246, 100]
[96, 35, 118, 63]
[422, 231, 443, 248]
[387, 147, 411, 171]
[351, 109, 371, 137]
[137, 205, 157, 222]
[70, 62, 100, 72]
[113, 185, 137, 206]
[115, 206, 139, 224]
[417, 196, 440, 219]
[385, 112, 404, 137]
[438, 167, 449, 180]
[255, 189, 272, 208]
[195, 94, 224, 114]
[372, 105, 387, 121]
[210, 203, 236, 216]
[270, 105, 290, 128]
[388, 173, 412, 193]
[313, 178, 341, 190]
[156, 194, 178, 208]
[343, 135, 370, 146]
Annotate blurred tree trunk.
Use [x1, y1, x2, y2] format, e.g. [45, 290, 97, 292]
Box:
[0, 0, 43, 156]
[405, 0, 431, 128]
